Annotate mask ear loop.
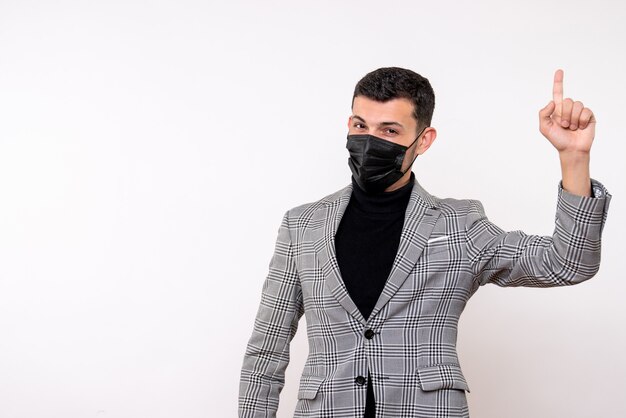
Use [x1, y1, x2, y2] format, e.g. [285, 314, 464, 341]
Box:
[401, 126, 428, 174]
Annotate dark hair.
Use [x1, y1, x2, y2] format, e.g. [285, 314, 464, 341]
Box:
[352, 67, 435, 134]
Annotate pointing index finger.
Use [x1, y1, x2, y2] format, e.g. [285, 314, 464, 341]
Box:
[553, 69, 564, 106]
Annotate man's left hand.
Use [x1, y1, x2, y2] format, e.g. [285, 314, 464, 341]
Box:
[539, 69, 596, 155]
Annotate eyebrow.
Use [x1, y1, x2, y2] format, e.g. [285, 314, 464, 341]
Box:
[352, 115, 405, 129]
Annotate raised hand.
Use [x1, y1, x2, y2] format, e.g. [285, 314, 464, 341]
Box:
[537, 69, 594, 196]
[538, 69, 596, 155]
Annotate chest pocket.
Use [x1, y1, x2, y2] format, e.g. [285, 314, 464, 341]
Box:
[423, 235, 451, 256]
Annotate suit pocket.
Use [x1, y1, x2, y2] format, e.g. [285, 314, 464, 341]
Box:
[424, 235, 450, 256]
[416, 363, 470, 393]
[297, 374, 325, 400]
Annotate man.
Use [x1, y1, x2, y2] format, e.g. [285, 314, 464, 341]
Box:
[238, 67, 611, 418]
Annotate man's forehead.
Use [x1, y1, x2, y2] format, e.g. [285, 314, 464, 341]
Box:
[351, 115, 405, 129]
[351, 96, 415, 125]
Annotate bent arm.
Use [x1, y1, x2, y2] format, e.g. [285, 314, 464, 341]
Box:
[239, 210, 304, 417]
[466, 179, 611, 287]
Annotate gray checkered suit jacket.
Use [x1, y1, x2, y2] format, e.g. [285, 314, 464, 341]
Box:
[239, 177, 611, 418]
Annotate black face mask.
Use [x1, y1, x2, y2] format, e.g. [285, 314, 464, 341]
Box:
[346, 126, 427, 193]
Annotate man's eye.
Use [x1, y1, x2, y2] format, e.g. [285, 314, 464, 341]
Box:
[386, 129, 398, 135]
[353, 123, 366, 129]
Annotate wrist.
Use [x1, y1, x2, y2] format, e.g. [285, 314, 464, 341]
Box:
[558, 150, 591, 197]
[558, 149, 590, 165]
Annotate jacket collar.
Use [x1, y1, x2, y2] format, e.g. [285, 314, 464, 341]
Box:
[313, 175, 441, 325]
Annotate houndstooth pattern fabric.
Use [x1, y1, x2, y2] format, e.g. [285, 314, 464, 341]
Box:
[239, 177, 611, 418]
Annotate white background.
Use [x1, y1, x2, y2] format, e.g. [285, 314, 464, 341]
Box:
[0, 1, 624, 417]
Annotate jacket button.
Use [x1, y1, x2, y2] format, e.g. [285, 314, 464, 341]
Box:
[355, 375, 366, 385]
[364, 329, 375, 339]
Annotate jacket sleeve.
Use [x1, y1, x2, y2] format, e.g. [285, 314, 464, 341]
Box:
[238, 210, 305, 418]
[466, 178, 612, 287]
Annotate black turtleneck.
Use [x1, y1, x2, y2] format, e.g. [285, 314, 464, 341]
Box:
[334, 172, 414, 418]
[335, 172, 415, 320]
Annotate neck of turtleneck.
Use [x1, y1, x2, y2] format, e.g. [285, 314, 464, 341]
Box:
[349, 172, 415, 215]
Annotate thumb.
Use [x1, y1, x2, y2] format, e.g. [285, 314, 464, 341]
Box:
[539, 100, 555, 122]
[539, 101, 556, 135]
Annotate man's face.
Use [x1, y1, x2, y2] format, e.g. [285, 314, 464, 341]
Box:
[348, 96, 432, 173]
[349, 96, 418, 146]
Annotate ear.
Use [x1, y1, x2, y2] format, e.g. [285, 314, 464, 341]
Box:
[415, 127, 437, 155]
[347, 115, 352, 128]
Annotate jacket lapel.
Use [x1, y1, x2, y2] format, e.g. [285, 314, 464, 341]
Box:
[368, 181, 441, 320]
[312, 177, 441, 325]
[313, 184, 367, 324]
